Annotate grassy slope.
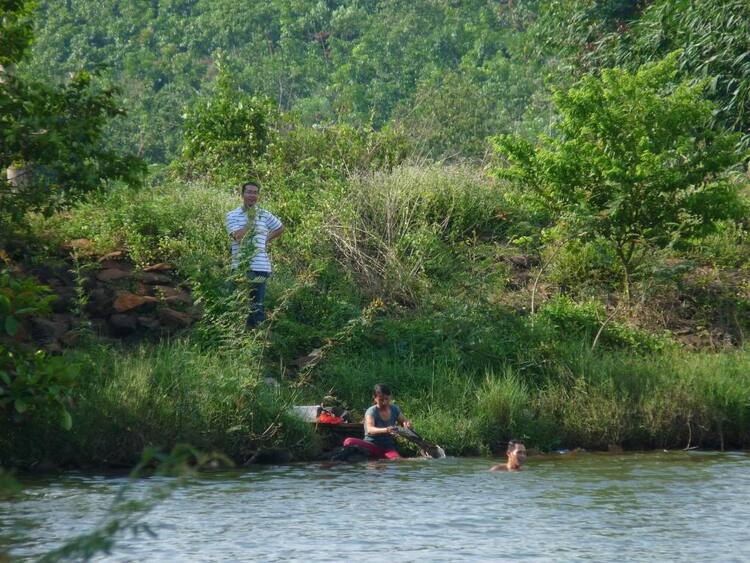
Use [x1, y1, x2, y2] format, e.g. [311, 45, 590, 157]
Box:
[3, 164, 749, 466]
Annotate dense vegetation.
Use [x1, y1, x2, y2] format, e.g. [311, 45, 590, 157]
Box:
[2, 0, 750, 468]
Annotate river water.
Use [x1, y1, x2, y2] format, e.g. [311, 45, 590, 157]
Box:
[2, 451, 749, 562]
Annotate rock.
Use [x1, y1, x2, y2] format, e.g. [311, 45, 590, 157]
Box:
[153, 285, 192, 304]
[99, 259, 133, 271]
[113, 291, 157, 313]
[97, 268, 132, 282]
[30, 316, 71, 342]
[90, 318, 108, 335]
[508, 255, 532, 269]
[152, 285, 180, 298]
[137, 316, 161, 330]
[98, 251, 125, 261]
[137, 271, 173, 285]
[66, 238, 93, 251]
[143, 263, 175, 272]
[59, 330, 80, 347]
[158, 307, 193, 329]
[50, 287, 78, 314]
[108, 314, 137, 336]
[294, 348, 323, 369]
[86, 287, 114, 317]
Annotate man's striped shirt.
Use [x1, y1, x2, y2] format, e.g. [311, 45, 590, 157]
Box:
[225, 206, 283, 273]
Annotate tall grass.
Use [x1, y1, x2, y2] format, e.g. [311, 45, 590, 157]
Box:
[324, 164, 510, 304]
[2, 340, 319, 467]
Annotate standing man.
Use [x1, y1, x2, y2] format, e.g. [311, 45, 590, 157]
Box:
[225, 180, 284, 329]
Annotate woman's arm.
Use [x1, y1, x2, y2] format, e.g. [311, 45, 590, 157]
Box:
[365, 414, 396, 435]
[397, 412, 413, 429]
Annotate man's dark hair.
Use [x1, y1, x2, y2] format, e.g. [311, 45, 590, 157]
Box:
[373, 383, 391, 396]
[240, 180, 261, 194]
[506, 439, 524, 453]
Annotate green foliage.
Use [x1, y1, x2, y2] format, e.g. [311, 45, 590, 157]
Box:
[0, 271, 77, 429]
[178, 70, 274, 182]
[593, 0, 750, 147]
[22, 0, 546, 162]
[0, 0, 35, 66]
[0, 1, 145, 227]
[535, 295, 668, 352]
[495, 54, 746, 294]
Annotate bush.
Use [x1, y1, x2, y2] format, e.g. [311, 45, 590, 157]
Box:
[0, 271, 78, 430]
[495, 53, 747, 297]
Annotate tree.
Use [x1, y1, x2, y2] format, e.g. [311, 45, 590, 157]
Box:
[1, 0, 142, 428]
[177, 68, 274, 182]
[1, 0, 144, 226]
[494, 54, 746, 298]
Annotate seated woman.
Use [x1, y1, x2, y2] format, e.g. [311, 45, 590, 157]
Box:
[342, 383, 412, 460]
[490, 439, 527, 471]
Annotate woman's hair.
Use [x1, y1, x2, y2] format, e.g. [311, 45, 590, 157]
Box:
[240, 180, 261, 194]
[506, 439, 524, 453]
[373, 383, 391, 396]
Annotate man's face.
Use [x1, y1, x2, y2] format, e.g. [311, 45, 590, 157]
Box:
[242, 185, 259, 208]
[373, 393, 391, 409]
[509, 444, 527, 466]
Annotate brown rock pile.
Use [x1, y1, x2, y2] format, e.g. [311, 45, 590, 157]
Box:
[27, 243, 201, 350]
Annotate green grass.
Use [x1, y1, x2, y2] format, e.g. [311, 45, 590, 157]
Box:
[1, 340, 319, 467]
[7, 164, 750, 466]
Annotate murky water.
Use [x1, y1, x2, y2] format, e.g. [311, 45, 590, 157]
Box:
[2, 451, 750, 561]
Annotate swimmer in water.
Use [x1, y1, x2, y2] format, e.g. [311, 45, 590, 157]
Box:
[490, 439, 527, 471]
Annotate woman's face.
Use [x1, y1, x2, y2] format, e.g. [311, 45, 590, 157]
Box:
[373, 393, 391, 409]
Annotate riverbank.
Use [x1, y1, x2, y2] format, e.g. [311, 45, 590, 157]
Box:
[2, 337, 749, 470]
[2, 167, 749, 469]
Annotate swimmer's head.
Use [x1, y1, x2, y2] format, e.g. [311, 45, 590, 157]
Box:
[506, 439, 527, 469]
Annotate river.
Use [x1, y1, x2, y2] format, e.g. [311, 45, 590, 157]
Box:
[2, 451, 749, 561]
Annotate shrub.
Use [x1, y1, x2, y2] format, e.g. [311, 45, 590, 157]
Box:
[495, 53, 747, 298]
[0, 271, 78, 429]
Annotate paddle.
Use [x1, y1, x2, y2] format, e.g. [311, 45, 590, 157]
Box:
[394, 427, 446, 459]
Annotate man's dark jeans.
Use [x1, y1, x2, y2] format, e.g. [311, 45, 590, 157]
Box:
[246, 271, 270, 328]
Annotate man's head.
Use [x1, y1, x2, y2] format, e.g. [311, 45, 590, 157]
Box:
[240, 180, 260, 208]
[506, 439, 527, 469]
[373, 383, 391, 408]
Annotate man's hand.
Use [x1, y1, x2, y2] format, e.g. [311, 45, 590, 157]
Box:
[232, 226, 250, 242]
[403, 419, 413, 429]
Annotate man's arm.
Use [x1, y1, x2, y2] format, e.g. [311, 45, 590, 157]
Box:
[266, 225, 284, 244]
[231, 226, 251, 242]
[226, 210, 250, 242]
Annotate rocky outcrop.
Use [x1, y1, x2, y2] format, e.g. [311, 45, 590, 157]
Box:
[26, 242, 201, 351]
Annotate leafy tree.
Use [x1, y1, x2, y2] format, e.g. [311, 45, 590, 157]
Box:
[495, 54, 746, 298]
[1, 0, 144, 226]
[177, 69, 274, 182]
[594, 0, 750, 148]
[1, 0, 140, 429]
